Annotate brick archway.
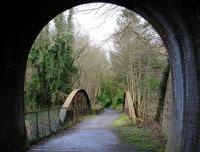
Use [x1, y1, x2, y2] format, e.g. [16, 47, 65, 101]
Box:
[0, 1, 199, 152]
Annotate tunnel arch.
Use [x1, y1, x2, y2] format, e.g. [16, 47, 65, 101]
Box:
[59, 89, 91, 123]
[0, 1, 200, 152]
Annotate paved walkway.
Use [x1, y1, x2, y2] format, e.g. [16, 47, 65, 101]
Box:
[28, 109, 139, 152]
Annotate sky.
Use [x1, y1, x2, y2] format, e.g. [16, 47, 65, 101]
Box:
[48, 3, 124, 59]
[71, 3, 124, 51]
[50, 3, 160, 57]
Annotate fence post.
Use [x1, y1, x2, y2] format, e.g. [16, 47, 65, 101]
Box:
[36, 112, 39, 140]
[77, 108, 79, 120]
[47, 109, 51, 133]
[74, 108, 76, 122]
[58, 107, 61, 129]
[81, 108, 83, 117]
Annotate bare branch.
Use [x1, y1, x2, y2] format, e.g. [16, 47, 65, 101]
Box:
[75, 3, 107, 15]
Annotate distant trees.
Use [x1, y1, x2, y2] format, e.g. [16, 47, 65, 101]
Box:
[25, 8, 111, 111]
[25, 9, 77, 111]
[98, 78, 124, 109]
[24, 5, 168, 118]
[25, 25, 51, 111]
[73, 43, 110, 106]
[110, 9, 168, 120]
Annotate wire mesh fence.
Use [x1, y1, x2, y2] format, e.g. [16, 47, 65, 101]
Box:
[25, 107, 91, 143]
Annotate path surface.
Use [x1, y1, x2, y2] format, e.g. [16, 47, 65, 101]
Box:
[28, 109, 140, 152]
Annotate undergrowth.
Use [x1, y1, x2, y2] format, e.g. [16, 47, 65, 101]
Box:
[113, 114, 166, 152]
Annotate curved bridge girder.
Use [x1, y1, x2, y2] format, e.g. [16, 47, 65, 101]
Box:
[123, 91, 136, 119]
[59, 89, 91, 123]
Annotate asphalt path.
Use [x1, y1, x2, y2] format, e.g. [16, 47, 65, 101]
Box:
[28, 109, 141, 152]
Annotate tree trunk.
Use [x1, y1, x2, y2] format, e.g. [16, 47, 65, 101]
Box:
[154, 60, 170, 123]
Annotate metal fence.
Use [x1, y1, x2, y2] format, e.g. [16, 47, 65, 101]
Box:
[25, 107, 91, 143]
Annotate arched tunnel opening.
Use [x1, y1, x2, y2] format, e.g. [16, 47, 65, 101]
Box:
[0, 1, 200, 152]
[24, 3, 169, 151]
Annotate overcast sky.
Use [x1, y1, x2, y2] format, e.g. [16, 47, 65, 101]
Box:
[48, 3, 124, 59]
[50, 3, 157, 56]
[72, 3, 124, 51]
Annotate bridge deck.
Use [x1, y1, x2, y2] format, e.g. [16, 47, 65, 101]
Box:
[28, 109, 141, 152]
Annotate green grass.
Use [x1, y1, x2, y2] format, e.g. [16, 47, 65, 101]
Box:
[113, 103, 123, 112]
[113, 114, 165, 152]
[112, 114, 130, 127]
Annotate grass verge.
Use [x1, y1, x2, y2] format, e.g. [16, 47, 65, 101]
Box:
[113, 114, 166, 152]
